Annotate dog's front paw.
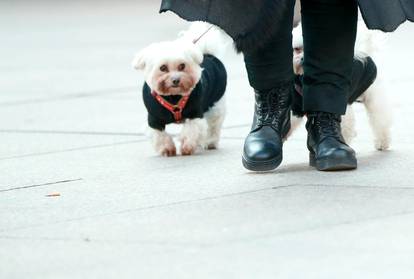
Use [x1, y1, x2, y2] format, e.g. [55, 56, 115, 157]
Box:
[180, 139, 197, 156]
[152, 130, 177, 157]
[160, 144, 177, 157]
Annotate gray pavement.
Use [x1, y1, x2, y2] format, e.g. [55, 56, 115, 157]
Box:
[1, 1, 414, 278]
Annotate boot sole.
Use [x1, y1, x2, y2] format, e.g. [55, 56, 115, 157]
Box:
[309, 152, 357, 171]
[242, 154, 283, 172]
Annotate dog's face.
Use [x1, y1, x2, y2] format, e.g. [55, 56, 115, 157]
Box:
[132, 40, 203, 96]
[292, 25, 304, 75]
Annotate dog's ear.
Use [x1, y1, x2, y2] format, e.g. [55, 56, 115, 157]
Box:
[132, 49, 147, 70]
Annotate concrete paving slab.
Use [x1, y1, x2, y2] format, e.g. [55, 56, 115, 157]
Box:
[1, 204, 414, 279]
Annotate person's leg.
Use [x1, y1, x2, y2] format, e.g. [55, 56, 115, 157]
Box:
[301, 0, 359, 171]
[243, 15, 295, 90]
[242, 0, 296, 171]
[301, 0, 358, 114]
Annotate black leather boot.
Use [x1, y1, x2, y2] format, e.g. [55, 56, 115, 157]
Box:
[242, 83, 292, 171]
[306, 112, 357, 171]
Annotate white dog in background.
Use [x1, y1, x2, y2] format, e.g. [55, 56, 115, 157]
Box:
[289, 22, 392, 151]
[132, 23, 230, 156]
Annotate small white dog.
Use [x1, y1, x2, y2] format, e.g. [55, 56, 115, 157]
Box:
[289, 23, 392, 151]
[132, 23, 230, 156]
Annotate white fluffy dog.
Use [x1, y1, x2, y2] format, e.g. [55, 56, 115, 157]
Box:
[289, 23, 392, 151]
[132, 23, 230, 156]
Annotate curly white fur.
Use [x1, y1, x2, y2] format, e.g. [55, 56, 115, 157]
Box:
[203, 96, 226, 149]
[179, 22, 232, 60]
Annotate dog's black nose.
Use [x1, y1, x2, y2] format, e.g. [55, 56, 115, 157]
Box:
[172, 78, 180, 86]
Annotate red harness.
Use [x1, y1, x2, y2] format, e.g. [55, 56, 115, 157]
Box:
[151, 91, 190, 123]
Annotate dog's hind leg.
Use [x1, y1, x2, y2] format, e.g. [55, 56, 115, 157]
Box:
[204, 97, 226, 149]
[363, 84, 392, 151]
[341, 105, 357, 145]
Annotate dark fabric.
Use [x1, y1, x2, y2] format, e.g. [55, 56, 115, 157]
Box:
[292, 55, 378, 117]
[142, 54, 227, 131]
[348, 55, 377, 104]
[160, 0, 291, 53]
[292, 75, 305, 117]
[160, 0, 413, 53]
[244, 0, 357, 115]
[301, 0, 358, 115]
[358, 0, 414, 32]
[243, 0, 296, 90]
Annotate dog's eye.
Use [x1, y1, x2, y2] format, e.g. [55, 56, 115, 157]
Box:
[294, 47, 303, 53]
[160, 65, 168, 72]
[178, 63, 186, 71]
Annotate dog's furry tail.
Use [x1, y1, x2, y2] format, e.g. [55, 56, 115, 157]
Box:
[178, 22, 232, 59]
[356, 21, 388, 57]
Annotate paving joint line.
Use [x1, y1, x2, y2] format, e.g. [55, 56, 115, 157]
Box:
[2, 206, 414, 248]
[0, 139, 146, 161]
[0, 124, 250, 137]
[0, 86, 137, 107]
[0, 129, 145, 137]
[2, 183, 414, 233]
[0, 178, 83, 193]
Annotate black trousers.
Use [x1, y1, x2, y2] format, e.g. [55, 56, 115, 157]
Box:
[243, 0, 358, 115]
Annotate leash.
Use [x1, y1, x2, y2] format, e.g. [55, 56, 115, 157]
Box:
[151, 91, 190, 123]
[192, 25, 214, 44]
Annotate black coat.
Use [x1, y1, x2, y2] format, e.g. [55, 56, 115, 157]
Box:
[160, 0, 414, 52]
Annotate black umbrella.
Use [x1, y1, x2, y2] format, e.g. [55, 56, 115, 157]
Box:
[358, 0, 414, 32]
[160, 0, 291, 52]
[160, 0, 414, 52]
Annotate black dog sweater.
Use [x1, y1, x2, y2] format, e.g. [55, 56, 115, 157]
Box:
[292, 55, 378, 117]
[143, 54, 227, 131]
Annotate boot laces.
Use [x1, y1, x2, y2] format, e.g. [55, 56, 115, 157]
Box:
[311, 113, 342, 140]
[256, 88, 289, 127]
